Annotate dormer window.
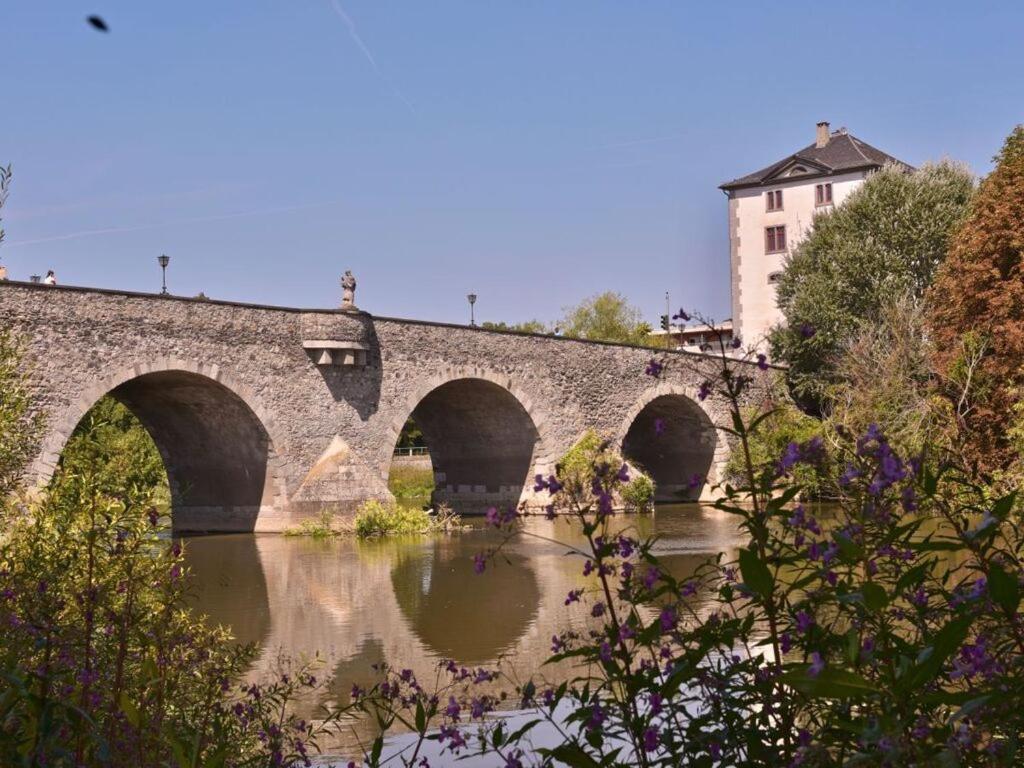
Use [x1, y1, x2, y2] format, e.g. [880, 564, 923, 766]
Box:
[765, 190, 783, 212]
[815, 182, 833, 206]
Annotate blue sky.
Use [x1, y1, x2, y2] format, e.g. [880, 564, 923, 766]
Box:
[3, 1, 1023, 326]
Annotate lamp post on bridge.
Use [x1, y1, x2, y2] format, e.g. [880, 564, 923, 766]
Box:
[158, 254, 170, 295]
[467, 293, 477, 326]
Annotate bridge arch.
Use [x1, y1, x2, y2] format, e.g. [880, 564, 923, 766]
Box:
[381, 369, 552, 514]
[617, 384, 721, 503]
[36, 359, 286, 533]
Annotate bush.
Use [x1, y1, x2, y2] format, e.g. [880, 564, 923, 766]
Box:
[0, 440, 325, 766]
[620, 474, 654, 513]
[354, 500, 435, 538]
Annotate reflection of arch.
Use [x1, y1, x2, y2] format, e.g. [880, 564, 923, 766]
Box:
[617, 385, 718, 503]
[390, 542, 540, 664]
[381, 370, 552, 514]
[38, 359, 285, 532]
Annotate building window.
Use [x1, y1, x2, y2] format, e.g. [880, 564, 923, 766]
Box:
[765, 225, 786, 254]
[815, 182, 833, 206]
[767, 270, 783, 284]
[765, 189, 783, 212]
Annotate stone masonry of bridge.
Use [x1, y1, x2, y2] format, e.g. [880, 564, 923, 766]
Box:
[1, 281, 766, 532]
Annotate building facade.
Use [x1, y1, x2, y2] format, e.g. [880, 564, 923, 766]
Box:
[720, 122, 909, 347]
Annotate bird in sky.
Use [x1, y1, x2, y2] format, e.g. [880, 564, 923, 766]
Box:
[86, 15, 109, 32]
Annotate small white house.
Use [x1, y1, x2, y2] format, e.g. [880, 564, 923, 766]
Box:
[719, 122, 910, 348]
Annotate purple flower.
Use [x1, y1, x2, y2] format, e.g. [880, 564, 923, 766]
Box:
[698, 381, 712, 401]
[591, 602, 606, 618]
[653, 417, 666, 436]
[616, 464, 630, 483]
[643, 727, 659, 752]
[799, 322, 816, 339]
[445, 697, 461, 721]
[780, 632, 792, 653]
[808, 651, 825, 678]
[659, 606, 677, 633]
[533, 474, 547, 492]
[546, 475, 563, 494]
[709, 741, 721, 760]
[730, 336, 742, 349]
[472, 553, 486, 574]
[599, 642, 612, 662]
[544, 504, 556, 520]
[672, 308, 690, 322]
[756, 353, 769, 371]
[586, 703, 606, 732]
[648, 692, 663, 715]
[795, 610, 814, 635]
[645, 359, 664, 378]
[565, 589, 582, 605]
[643, 566, 660, 589]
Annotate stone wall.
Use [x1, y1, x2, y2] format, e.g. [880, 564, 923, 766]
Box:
[1, 281, 766, 532]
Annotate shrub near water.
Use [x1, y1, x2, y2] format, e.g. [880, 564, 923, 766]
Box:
[354, 500, 435, 538]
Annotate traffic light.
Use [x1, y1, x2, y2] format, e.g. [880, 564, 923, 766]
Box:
[659, 314, 670, 331]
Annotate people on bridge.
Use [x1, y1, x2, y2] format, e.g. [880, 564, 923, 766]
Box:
[43, 270, 56, 285]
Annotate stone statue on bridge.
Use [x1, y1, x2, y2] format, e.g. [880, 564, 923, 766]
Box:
[341, 270, 357, 310]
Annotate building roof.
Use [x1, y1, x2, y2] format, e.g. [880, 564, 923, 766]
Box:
[719, 127, 911, 191]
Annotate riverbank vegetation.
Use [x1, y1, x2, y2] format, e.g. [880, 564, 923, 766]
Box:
[353, 499, 462, 538]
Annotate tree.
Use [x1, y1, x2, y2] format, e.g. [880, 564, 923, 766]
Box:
[770, 162, 975, 412]
[927, 126, 1024, 472]
[0, 164, 10, 276]
[558, 292, 648, 345]
[480, 319, 549, 334]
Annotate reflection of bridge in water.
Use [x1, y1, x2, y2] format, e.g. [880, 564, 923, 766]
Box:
[184, 510, 745, 751]
[3, 282, 770, 532]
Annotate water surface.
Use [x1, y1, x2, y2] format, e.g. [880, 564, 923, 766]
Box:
[183, 504, 745, 756]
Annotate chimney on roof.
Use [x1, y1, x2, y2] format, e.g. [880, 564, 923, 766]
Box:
[816, 121, 831, 148]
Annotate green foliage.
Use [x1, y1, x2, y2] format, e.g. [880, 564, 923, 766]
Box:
[394, 417, 425, 449]
[387, 463, 434, 502]
[771, 161, 975, 411]
[0, 419, 328, 765]
[556, 430, 621, 499]
[480, 319, 548, 334]
[0, 332, 43, 497]
[726, 397, 829, 496]
[620, 474, 654, 513]
[57, 396, 169, 512]
[558, 292, 649, 345]
[354, 499, 459, 538]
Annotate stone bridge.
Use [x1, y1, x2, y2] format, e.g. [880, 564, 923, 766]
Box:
[1, 281, 761, 532]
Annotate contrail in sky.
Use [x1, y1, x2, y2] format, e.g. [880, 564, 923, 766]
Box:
[327, 0, 418, 116]
[5, 199, 345, 248]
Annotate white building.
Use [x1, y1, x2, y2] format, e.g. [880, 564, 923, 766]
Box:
[719, 122, 909, 347]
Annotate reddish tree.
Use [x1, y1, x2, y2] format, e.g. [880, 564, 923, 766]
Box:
[927, 126, 1024, 471]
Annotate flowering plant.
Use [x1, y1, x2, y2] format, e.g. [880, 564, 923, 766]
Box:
[349, 324, 1024, 767]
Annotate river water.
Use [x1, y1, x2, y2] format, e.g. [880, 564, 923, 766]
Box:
[183, 504, 746, 759]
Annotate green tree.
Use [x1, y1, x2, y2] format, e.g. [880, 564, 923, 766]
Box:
[480, 319, 549, 334]
[770, 162, 975, 411]
[558, 292, 648, 345]
[57, 395, 169, 509]
[927, 126, 1024, 472]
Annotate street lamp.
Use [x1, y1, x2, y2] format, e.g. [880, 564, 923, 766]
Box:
[467, 293, 477, 326]
[157, 254, 170, 295]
